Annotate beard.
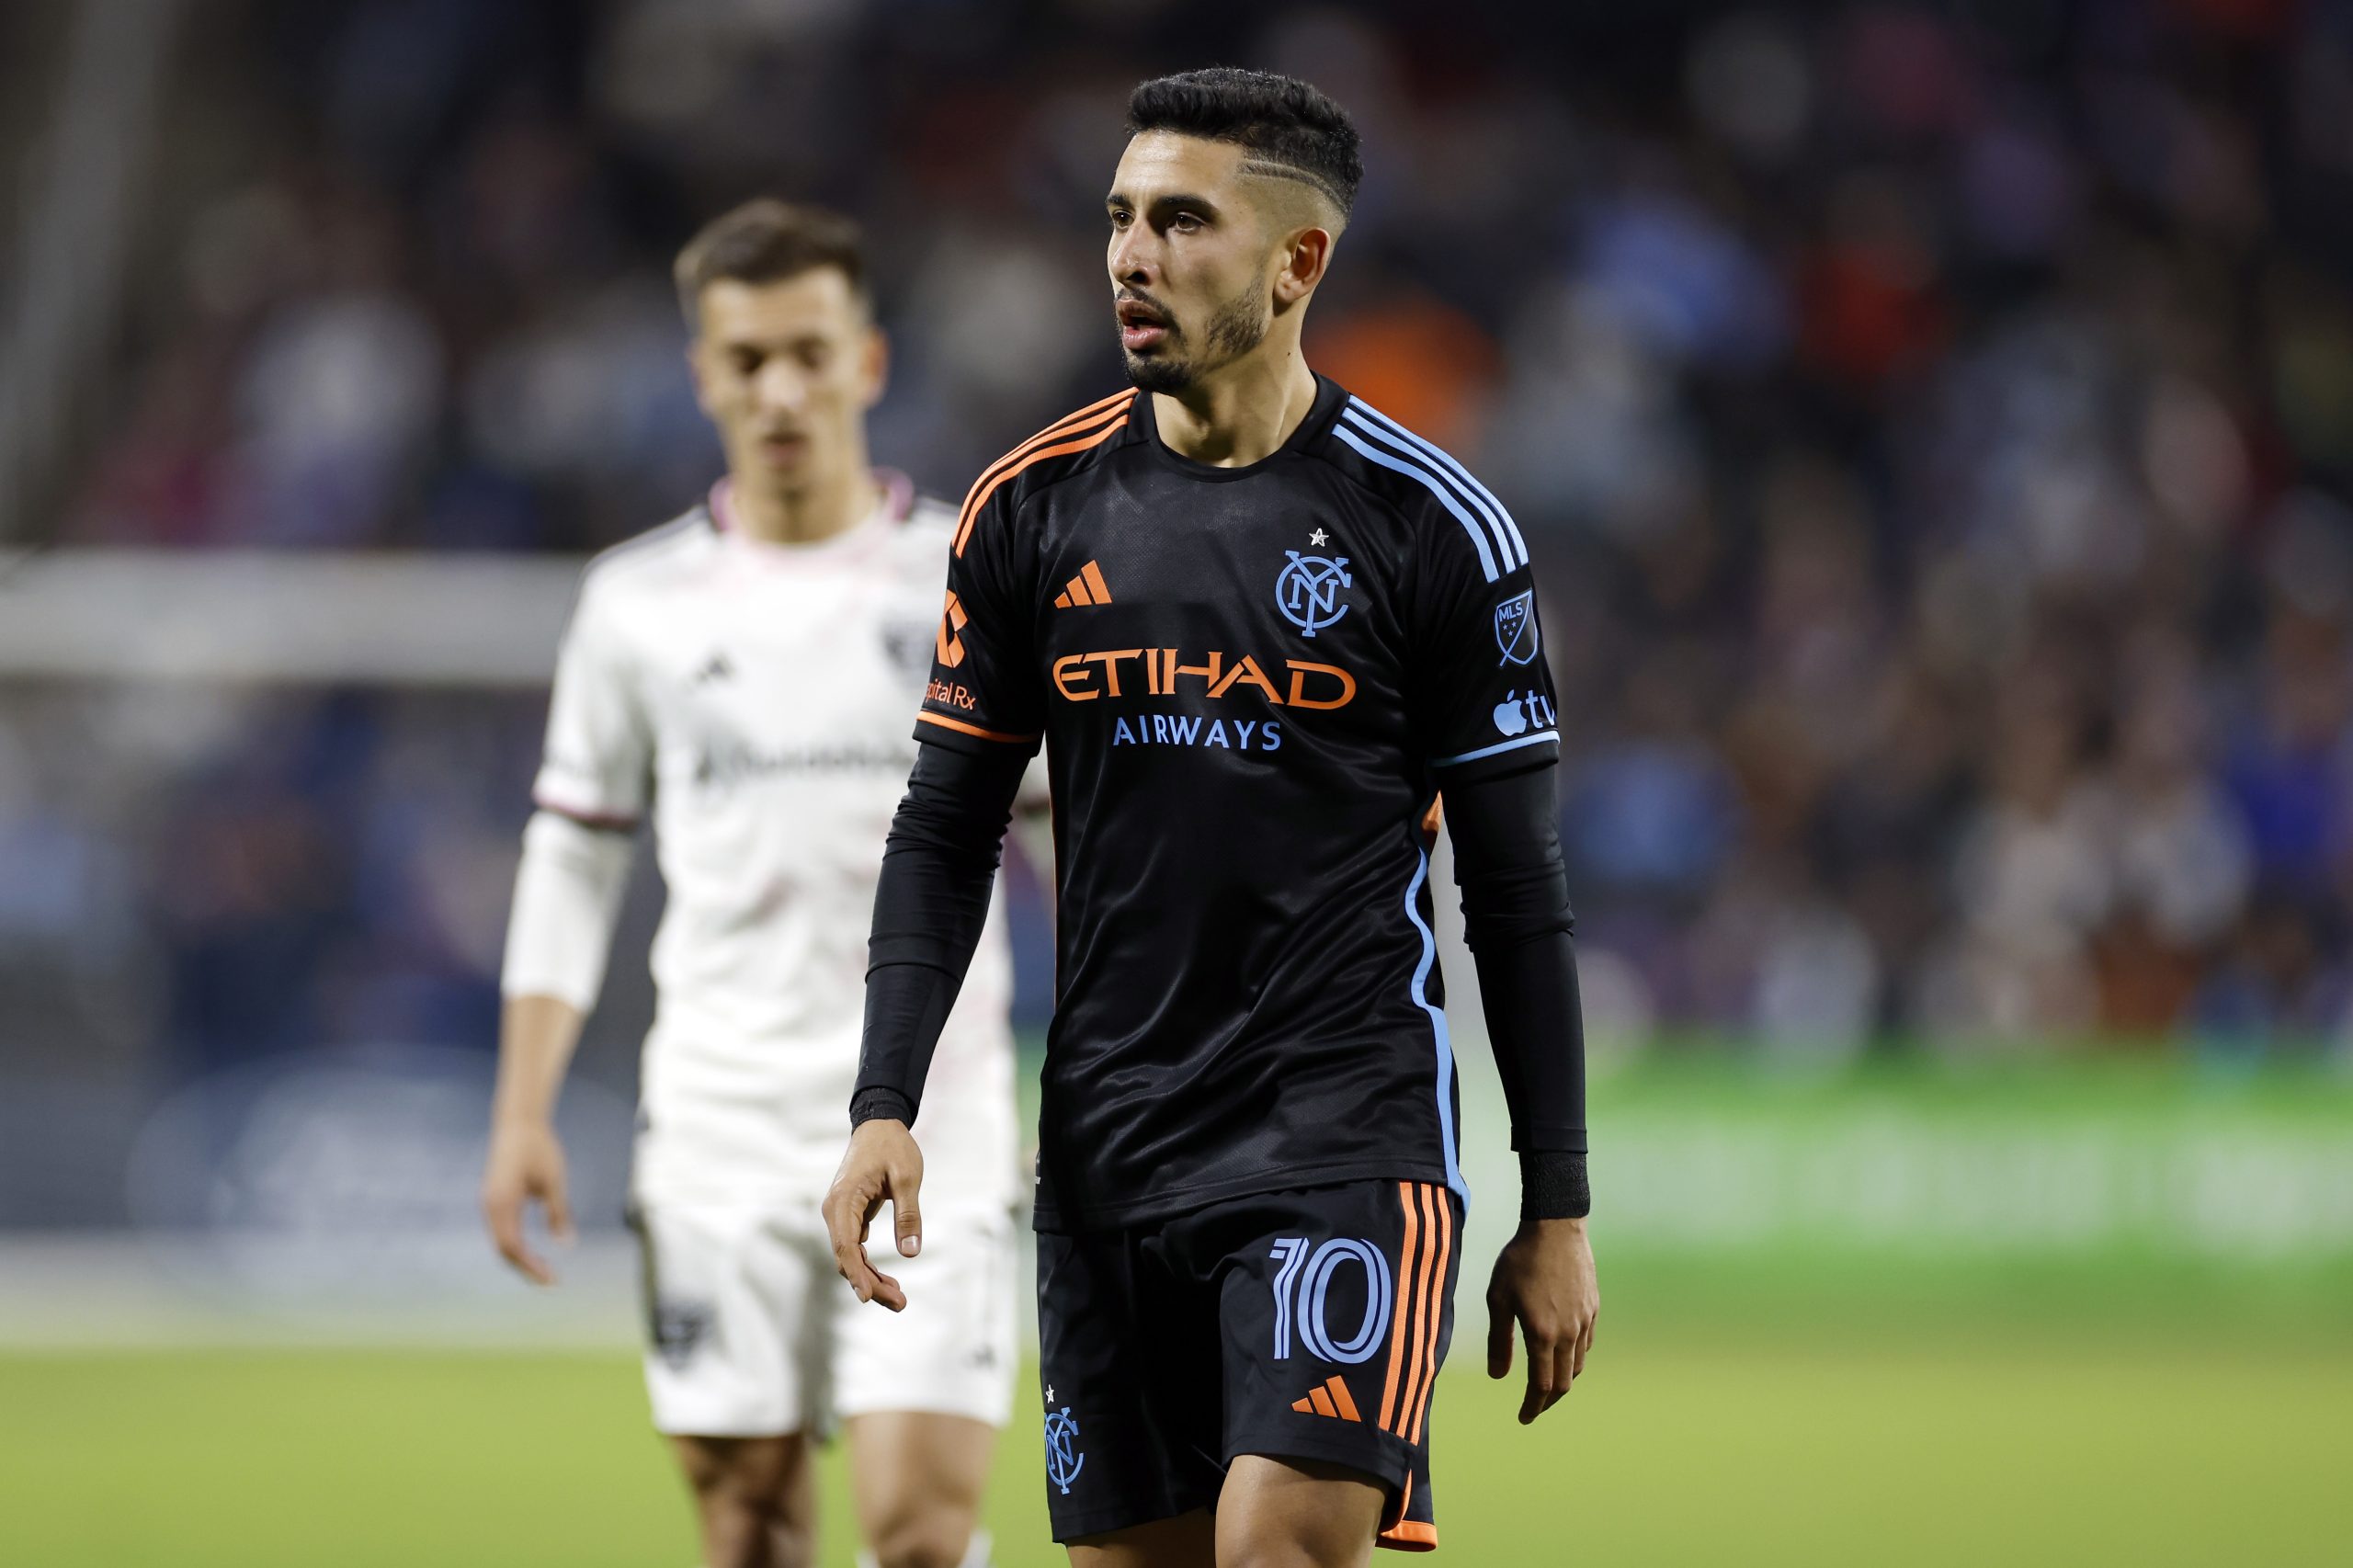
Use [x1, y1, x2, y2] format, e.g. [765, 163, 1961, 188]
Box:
[1120, 278, 1270, 394]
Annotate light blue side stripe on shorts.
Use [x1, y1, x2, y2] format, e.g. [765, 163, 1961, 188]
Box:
[1404, 845, 1467, 1201]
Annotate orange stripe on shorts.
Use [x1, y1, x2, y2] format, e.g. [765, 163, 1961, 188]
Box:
[1405, 1186, 1454, 1444]
[1378, 1180, 1422, 1433]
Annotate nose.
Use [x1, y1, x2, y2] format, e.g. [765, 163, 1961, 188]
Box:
[755, 358, 809, 416]
[1108, 225, 1154, 288]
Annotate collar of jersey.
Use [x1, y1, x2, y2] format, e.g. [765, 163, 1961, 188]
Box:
[1131, 373, 1347, 483]
[706, 471, 910, 564]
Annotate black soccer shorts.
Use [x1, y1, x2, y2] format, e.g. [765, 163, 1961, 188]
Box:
[1035, 1179, 1463, 1551]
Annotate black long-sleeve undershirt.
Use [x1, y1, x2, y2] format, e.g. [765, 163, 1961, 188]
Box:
[849, 744, 1027, 1134]
[1442, 761, 1590, 1220]
[849, 748, 1591, 1220]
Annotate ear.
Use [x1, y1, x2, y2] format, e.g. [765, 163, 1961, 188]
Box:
[685, 337, 718, 420]
[860, 324, 890, 412]
[1273, 225, 1336, 309]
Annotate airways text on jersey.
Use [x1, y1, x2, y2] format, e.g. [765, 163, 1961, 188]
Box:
[916, 380, 1560, 1232]
[1050, 645, 1358, 755]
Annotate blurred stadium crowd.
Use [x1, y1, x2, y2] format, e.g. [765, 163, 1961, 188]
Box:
[10, 0, 2353, 1149]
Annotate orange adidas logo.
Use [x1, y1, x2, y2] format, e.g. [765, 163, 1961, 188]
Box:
[1290, 1375, 1362, 1422]
[1053, 561, 1114, 608]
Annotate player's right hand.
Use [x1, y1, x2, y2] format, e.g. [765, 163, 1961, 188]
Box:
[1485, 1216, 1598, 1425]
[823, 1119, 925, 1312]
[481, 1119, 574, 1286]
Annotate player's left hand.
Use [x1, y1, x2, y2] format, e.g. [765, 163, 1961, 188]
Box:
[1484, 1217, 1598, 1425]
[822, 1118, 925, 1312]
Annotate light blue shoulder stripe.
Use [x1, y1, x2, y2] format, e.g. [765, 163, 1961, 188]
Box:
[1431, 728, 1560, 767]
[1338, 407, 1519, 574]
[1346, 399, 1528, 570]
[1331, 424, 1501, 583]
[1347, 399, 1527, 568]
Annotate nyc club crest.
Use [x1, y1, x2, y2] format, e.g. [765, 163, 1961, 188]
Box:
[1277, 551, 1352, 638]
[1044, 1405, 1086, 1494]
[1495, 589, 1539, 665]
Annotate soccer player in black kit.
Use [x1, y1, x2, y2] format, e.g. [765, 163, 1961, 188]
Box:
[825, 69, 1597, 1566]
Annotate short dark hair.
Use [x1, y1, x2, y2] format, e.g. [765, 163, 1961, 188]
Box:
[673, 199, 869, 327]
[1126, 68, 1363, 220]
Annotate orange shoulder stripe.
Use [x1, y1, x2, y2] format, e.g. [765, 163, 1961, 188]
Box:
[953, 391, 1135, 556]
[915, 710, 1039, 744]
[952, 392, 1128, 544]
[957, 391, 1132, 531]
[953, 391, 1134, 551]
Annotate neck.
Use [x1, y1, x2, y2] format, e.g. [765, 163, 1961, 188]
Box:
[1151, 337, 1319, 468]
[726, 457, 878, 547]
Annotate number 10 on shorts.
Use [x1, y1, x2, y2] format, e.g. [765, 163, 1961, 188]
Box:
[1267, 1237, 1394, 1365]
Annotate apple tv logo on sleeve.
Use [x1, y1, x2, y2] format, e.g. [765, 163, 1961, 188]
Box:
[1491, 690, 1556, 737]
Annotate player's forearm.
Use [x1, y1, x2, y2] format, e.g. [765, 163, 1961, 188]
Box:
[494, 809, 631, 1128]
[1467, 929, 1588, 1153]
[1474, 937, 1592, 1221]
[1444, 763, 1591, 1220]
[492, 993, 587, 1128]
[851, 742, 1029, 1126]
[501, 810, 634, 1012]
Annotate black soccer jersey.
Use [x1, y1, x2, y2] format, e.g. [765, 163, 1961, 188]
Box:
[916, 377, 1560, 1233]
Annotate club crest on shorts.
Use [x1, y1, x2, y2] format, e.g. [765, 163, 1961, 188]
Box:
[1277, 551, 1352, 638]
[1043, 1405, 1086, 1494]
[1494, 589, 1538, 665]
[650, 1297, 714, 1369]
[881, 619, 936, 680]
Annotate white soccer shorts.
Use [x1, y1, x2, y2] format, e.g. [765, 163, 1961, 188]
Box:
[627, 1196, 1017, 1437]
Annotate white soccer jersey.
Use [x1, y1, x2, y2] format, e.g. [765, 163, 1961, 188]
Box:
[531, 473, 1022, 1209]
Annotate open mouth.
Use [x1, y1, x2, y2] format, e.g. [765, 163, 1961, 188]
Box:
[1116, 298, 1172, 352]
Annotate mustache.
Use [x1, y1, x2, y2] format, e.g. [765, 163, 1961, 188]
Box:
[1114, 290, 1177, 330]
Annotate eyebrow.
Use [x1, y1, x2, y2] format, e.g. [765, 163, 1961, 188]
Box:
[717, 327, 835, 352]
[1105, 191, 1220, 213]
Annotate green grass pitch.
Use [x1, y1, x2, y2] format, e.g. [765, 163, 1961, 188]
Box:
[4, 1329, 2346, 1566]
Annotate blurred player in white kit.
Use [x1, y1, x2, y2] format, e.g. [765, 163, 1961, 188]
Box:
[481, 199, 1026, 1568]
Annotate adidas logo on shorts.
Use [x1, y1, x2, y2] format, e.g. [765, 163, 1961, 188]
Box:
[1290, 1374, 1362, 1422]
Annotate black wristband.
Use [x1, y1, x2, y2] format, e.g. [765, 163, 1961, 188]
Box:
[849, 1086, 915, 1130]
[1519, 1150, 1590, 1221]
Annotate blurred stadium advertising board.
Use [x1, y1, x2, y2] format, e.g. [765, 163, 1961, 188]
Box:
[4, 550, 2347, 1346]
[0, 1043, 641, 1348]
[4, 1046, 2347, 1348]
[1571, 1067, 2353, 1265]
[0, 549, 582, 684]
